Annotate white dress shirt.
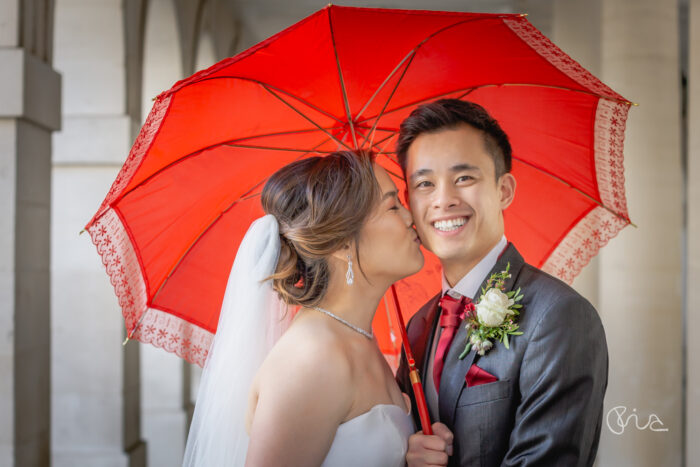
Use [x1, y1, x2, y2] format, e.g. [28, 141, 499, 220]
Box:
[424, 235, 508, 420]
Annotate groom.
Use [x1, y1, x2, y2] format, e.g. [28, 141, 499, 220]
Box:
[396, 99, 608, 466]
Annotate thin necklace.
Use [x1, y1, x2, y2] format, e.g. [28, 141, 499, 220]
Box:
[313, 306, 374, 340]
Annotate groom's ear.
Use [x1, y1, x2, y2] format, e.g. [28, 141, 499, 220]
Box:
[498, 173, 516, 210]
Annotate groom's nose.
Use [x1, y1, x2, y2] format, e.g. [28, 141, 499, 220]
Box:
[433, 181, 460, 210]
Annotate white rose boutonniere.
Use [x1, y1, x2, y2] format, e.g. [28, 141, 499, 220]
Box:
[459, 262, 524, 358]
[476, 288, 515, 327]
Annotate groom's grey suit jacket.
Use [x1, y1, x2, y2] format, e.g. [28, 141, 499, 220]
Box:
[397, 244, 608, 467]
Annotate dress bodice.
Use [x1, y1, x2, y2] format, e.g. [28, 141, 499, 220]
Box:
[321, 404, 415, 467]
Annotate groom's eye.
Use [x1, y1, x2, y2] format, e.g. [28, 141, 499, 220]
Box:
[415, 180, 433, 188]
[456, 175, 474, 183]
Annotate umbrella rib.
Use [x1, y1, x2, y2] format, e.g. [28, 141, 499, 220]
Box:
[375, 132, 400, 157]
[360, 15, 543, 142]
[507, 156, 633, 225]
[365, 88, 478, 150]
[356, 13, 632, 129]
[383, 154, 400, 167]
[327, 7, 358, 149]
[117, 128, 336, 201]
[354, 49, 416, 122]
[373, 131, 398, 145]
[369, 132, 399, 155]
[497, 82, 634, 104]
[354, 14, 516, 126]
[226, 127, 336, 140]
[187, 75, 346, 125]
[262, 83, 353, 151]
[353, 126, 394, 154]
[381, 165, 404, 181]
[357, 87, 478, 125]
[147, 136, 334, 310]
[223, 143, 336, 153]
[357, 82, 630, 126]
[362, 52, 418, 149]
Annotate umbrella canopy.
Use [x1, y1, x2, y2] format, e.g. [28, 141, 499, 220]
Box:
[86, 5, 632, 367]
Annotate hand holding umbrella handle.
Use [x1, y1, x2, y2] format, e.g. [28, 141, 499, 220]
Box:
[390, 285, 433, 435]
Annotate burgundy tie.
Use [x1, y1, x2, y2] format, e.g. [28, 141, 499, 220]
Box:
[433, 294, 472, 391]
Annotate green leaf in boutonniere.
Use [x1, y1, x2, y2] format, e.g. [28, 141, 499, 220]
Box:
[459, 262, 524, 359]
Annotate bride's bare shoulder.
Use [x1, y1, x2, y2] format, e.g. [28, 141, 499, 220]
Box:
[257, 315, 353, 392]
[245, 314, 357, 464]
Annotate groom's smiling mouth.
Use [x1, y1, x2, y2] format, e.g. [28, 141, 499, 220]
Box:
[431, 216, 470, 234]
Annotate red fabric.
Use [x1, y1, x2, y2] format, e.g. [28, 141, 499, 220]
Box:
[84, 5, 632, 365]
[433, 295, 471, 390]
[465, 364, 499, 388]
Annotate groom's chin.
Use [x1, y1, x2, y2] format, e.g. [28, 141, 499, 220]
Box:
[436, 250, 469, 267]
[421, 233, 469, 259]
[437, 233, 482, 262]
[424, 241, 467, 264]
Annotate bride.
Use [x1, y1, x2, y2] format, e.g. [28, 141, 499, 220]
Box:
[183, 150, 425, 466]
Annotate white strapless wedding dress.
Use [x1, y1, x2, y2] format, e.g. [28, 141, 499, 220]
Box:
[321, 403, 415, 467]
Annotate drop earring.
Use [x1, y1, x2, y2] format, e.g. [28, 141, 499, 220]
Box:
[346, 255, 354, 285]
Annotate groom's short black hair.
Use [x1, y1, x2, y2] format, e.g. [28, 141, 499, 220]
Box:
[396, 99, 512, 179]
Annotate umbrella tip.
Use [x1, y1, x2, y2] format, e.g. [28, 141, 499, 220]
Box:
[79, 229, 86, 236]
[519, 13, 528, 17]
[630, 101, 639, 107]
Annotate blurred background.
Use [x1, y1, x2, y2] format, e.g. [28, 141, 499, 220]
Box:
[1, 0, 697, 465]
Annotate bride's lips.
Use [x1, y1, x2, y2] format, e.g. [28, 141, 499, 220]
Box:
[411, 230, 421, 245]
[430, 215, 471, 237]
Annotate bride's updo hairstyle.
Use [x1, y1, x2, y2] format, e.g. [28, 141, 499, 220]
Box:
[261, 150, 381, 307]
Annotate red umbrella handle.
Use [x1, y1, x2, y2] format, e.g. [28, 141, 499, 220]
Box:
[390, 284, 433, 435]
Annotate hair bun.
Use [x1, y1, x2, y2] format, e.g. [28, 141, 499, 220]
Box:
[261, 151, 379, 307]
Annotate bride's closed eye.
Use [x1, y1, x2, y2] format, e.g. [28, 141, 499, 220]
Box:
[389, 195, 406, 211]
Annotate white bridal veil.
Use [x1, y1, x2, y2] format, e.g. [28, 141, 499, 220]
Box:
[183, 215, 291, 466]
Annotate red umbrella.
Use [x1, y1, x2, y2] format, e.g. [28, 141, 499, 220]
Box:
[85, 5, 632, 431]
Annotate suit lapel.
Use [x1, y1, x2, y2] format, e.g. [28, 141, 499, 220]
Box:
[438, 243, 525, 428]
[438, 339, 477, 425]
[414, 294, 441, 376]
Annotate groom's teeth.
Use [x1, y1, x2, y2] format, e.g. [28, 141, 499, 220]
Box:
[433, 218, 467, 232]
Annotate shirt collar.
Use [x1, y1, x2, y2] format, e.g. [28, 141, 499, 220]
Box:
[441, 235, 508, 299]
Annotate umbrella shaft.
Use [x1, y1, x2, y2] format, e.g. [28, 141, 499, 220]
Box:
[410, 369, 433, 435]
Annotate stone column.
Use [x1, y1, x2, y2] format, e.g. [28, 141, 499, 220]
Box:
[173, 3, 238, 462]
[552, 0, 602, 310]
[687, 0, 700, 464]
[140, 1, 189, 465]
[0, 0, 60, 465]
[51, 0, 145, 465]
[599, 0, 683, 465]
